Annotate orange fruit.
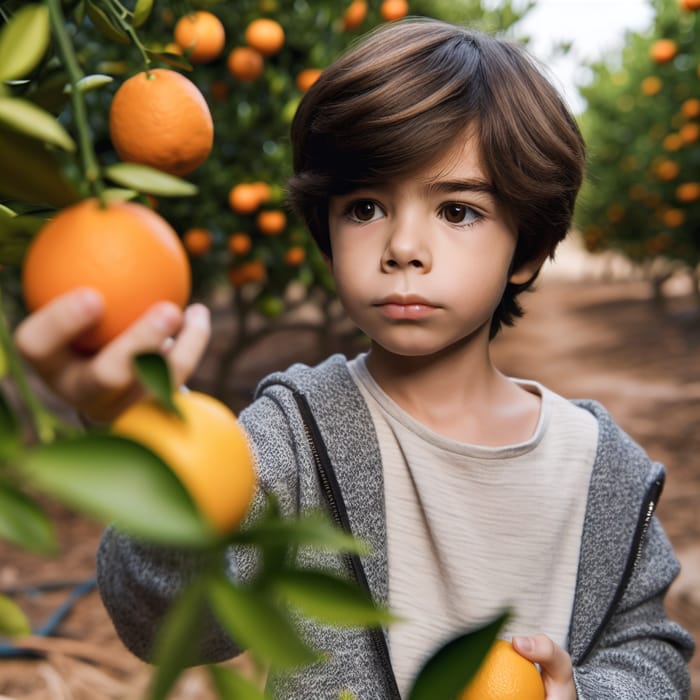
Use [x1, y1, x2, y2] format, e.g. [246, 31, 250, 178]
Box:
[112, 390, 257, 534]
[681, 98, 700, 118]
[296, 68, 322, 92]
[22, 198, 190, 353]
[650, 39, 678, 64]
[663, 133, 683, 151]
[110, 68, 214, 177]
[661, 208, 685, 227]
[228, 260, 266, 287]
[245, 18, 285, 57]
[257, 209, 287, 236]
[228, 232, 253, 256]
[227, 46, 264, 82]
[641, 76, 662, 96]
[676, 182, 700, 203]
[284, 246, 306, 266]
[174, 11, 226, 64]
[380, 0, 409, 21]
[229, 183, 264, 215]
[460, 640, 545, 700]
[655, 159, 680, 181]
[343, 0, 368, 30]
[680, 0, 700, 10]
[680, 122, 699, 144]
[183, 227, 213, 256]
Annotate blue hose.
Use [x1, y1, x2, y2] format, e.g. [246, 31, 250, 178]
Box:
[0, 577, 97, 659]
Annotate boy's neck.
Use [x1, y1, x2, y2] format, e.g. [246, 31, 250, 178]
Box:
[364, 342, 541, 446]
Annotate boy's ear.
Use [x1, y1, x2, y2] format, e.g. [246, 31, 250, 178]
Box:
[509, 250, 550, 285]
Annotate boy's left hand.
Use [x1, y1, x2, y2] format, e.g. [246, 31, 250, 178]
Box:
[512, 634, 576, 700]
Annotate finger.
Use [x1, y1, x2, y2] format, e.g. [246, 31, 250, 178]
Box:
[165, 303, 211, 387]
[512, 634, 574, 686]
[87, 301, 184, 390]
[14, 288, 104, 367]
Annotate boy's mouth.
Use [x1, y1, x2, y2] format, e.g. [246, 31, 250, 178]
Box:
[374, 294, 438, 320]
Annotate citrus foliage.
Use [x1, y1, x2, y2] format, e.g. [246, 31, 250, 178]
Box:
[576, 0, 699, 271]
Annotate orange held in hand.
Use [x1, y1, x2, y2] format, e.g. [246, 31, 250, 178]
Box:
[460, 640, 545, 700]
[110, 68, 214, 177]
[174, 11, 226, 63]
[112, 391, 257, 534]
[22, 198, 190, 353]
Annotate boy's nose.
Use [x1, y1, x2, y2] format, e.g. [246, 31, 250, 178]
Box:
[380, 220, 432, 272]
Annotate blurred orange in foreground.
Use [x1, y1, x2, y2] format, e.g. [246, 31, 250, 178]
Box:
[113, 390, 257, 534]
[110, 68, 214, 177]
[174, 11, 226, 63]
[460, 640, 545, 700]
[22, 199, 190, 352]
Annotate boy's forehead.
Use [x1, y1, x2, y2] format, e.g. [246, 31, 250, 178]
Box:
[416, 133, 490, 186]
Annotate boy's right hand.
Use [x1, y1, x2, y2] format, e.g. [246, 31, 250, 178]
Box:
[13, 288, 211, 424]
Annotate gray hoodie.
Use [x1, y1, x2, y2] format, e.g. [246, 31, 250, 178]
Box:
[97, 355, 695, 698]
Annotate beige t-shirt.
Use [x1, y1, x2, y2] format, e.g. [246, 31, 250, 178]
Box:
[347, 355, 598, 697]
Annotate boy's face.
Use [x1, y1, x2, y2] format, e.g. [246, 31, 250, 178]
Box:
[327, 136, 533, 358]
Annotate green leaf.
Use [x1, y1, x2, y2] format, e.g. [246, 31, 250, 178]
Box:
[104, 163, 198, 197]
[0, 386, 21, 456]
[145, 48, 193, 72]
[208, 577, 318, 669]
[85, 1, 130, 44]
[70, 74, 114, 94]
[232, 512, 369, 556]
[0, 98, 76, 152]
[0, 482, 57, 555]
[0, 5, 51, 82]
[273, 569, 396, 627]
[133, 353, 180, 415]
[20, 434, 214, 547]
[208, 665, 270, 700]
[0, 125, 79, 207]
[132, 0, 154, 27]
[101, 187, 138, 202]
[148, 579, 207, 700]
[407, 612, 510, 700]
[0, 594, 31, 637]
[0, 208, 45, 266]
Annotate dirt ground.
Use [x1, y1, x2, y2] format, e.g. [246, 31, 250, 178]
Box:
[0, 273, 698, 699]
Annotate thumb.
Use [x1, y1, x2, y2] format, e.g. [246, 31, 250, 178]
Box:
[512, 634, 575, 697]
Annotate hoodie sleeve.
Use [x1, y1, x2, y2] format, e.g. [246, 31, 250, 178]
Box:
[573, 517, 695, 699]
[96, 393, 303, 664]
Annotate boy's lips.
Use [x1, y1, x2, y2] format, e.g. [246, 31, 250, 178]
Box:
[374, 294, 438, 320]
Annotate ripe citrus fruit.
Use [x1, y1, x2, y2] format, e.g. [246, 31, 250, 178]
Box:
[460, 640, 545, 700]
[228, 232, 253, 256]
[229, 183, 266, 214]
[174, 11, 226, 63]
[112, 390, 257, 534]
[656, 159, 680, 181]
[380, 0, 409, 21]
[650, 38, 678, 64]
[22, 198, 190, 352]
[110, 68, 214, 177]
[183, 227, 213, 256]
[296, 68, 322, 92]
[676, 182, 700, 203]
[228, 260, 266, 287]
[641, 76, 662, 96]
[245, 18, 285, 56]
[257, 209, 287, 236]
[343, 0, 368, 30]
[681, 98, 700, 118]
[284, 246, 306, 266]
[227, 46, 264, 82]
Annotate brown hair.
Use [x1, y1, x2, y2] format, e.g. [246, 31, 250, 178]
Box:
[287, 17, 586, 337]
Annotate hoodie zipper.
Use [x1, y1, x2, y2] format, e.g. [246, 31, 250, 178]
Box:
[577, 477, 663, 664]
[293, 392, 402, 700]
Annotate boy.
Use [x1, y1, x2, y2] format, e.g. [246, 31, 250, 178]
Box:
[15, 17, 694, 699]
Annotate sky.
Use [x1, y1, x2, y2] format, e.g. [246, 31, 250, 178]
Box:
[513, 0, 656, 113]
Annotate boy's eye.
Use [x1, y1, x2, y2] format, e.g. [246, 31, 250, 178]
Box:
[441, 203, 479, 225]
[346, 200, 384, 223]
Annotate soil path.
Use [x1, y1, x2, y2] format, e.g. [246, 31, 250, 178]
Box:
[0, 277, 698, 698]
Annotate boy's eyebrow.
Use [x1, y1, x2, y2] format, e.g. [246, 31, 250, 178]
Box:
[427, 179, 496, 196]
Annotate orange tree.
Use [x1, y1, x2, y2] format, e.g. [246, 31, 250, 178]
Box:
[575, 0, 699, 292]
